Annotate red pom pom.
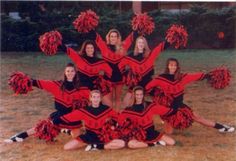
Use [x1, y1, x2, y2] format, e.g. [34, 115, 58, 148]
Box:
[165, 24, 188, 49]
[8, 72, 33, 95]
[208, 67, 231, 89]
[161, 105, 194, 129]
[39, 30, 62, 55]
[98, 119, 119, 143]
[72, 98, 89, 110]
[153, 88, 173, 107]
[93, 75, 112, 94]
[34, 119, 60, 142]
[131, 13, 155, 35]
[118, 119, 146, 142]
[73, 9, 99, 33]
[123, 70, 142, 88]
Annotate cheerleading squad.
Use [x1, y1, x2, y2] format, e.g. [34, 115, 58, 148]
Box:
[4, 10, 234, 151]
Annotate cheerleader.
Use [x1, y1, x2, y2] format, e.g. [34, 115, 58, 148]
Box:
[62, 40, 113, 107]
[94, 29, 136, 109]
[146, 58, 235, 134]
[119, 86, 175, 149]
[53, 90, 125, 150]
[119, 36, 169, 108]
[4, 63, 90, 143]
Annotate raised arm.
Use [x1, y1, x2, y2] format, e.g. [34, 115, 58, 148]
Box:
[66, 47, 83, 68]
[148, 41, 166, 64]
[95, 32, 109, 57]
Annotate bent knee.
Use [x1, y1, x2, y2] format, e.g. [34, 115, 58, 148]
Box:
[166, 138, 175, 146]
[127, 140, 136, 149]
[118, 140, 126, 148]
[63, 144, 73, 150]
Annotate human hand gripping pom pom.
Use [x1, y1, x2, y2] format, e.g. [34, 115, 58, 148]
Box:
[39, 30, 62, 55]
[165, 24, 188, 49]
[34, 119, 60, 142]
[73, 9, 99, 33]
[8, 72, 33, 95]
[207, 66, 231, 89]
[131, 13, 155, 36]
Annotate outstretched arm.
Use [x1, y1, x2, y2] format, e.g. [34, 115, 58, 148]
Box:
[32, 79, 59, 95]
[145, 78, 162, 92]
[148, 41, 166, 63]
[122, 31, 137, 51]
[181, 72, 205, 86]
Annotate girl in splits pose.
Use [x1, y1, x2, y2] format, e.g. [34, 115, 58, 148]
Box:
[146, 58, 235, 134]
[119, 86, 175, 149]
[5, 63, 90, 143]
[53, 90, 125, 151]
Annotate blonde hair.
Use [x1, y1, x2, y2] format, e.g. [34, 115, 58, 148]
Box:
[134, 36, 151, 57]
[106, 29, 124, 54]
[89, 90, 101, 105]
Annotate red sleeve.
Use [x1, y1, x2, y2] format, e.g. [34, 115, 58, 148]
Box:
[66, 47, 83, 68]
[79, 88, 90, 100]
[110, 109, 119, 121]
[101, 63, 112, 78]
[145, 78, 162, 92]
[33, 80, 59, 95]
[118, 57, 128, 72]
[151, 103, 173, 116]
[122, 32, 134, 51]
[148, 41, 165, 64]
[95, 33, 109, 57]
[117, 111, 127, 125]
[181, 72, 205, 86]
[60, 109, 84, 123]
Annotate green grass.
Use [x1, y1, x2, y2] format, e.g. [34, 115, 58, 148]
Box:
[1, 49, 236, 94]
[1, 49, 236, 161]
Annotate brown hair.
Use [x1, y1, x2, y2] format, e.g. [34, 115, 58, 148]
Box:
[79, 40, 97, 57]
[164, 58, 182, 80]
[134, 36, 151, 57]
[130, 86, 145, 106]
[105, 28, 124, 54]
[60, 63, 80, 91]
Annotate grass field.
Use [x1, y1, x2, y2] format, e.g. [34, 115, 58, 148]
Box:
[0, 49, 236, 161]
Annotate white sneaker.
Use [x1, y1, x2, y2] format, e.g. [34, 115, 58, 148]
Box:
[4, 137, 23, 143]
[218, 125, 235, 133]
[60, 129, 71, 135]
[158, 140, 166, 146]
[4, 139, 13, 144]
[85, 144, 98, 151]
[85, 144, 92, 151]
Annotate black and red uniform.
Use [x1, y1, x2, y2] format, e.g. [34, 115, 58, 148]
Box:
[53, 104, 118, 144]
[32, 80, 90, 129]
[66, 47, 112, 95]
[146, 73, 205, 128]
[119, 101, 173, 143]
[95, 32, 134, 85]
[119, 42, 167, 91]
